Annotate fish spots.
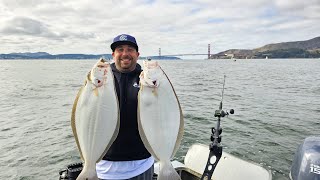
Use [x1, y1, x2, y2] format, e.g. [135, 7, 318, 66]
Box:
[152, 88, 158, 96]
[93, 88, 99, 96]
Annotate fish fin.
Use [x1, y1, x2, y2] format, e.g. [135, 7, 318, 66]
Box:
[171, 97, 184, 158]
[159, 66, 184, 159]
[72, 70, 93, 161]
[86, 71, 92, 82]
[71, 86, 85, 161]
[139, 71, 144, 78]
[158, 161, 181, 180]
[76, 162, 98, 180]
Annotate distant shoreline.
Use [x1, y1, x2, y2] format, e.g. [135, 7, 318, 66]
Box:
[1, 36, 319, 59]
[0, 52, 181, 60]
[1, 57, 319, 60]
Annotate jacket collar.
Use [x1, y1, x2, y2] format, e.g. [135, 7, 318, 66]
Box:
[111, 63, 142, 75]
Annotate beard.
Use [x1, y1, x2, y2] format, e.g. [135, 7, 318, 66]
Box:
[114, 55, 137, 72]
[120, 55, 133, 61]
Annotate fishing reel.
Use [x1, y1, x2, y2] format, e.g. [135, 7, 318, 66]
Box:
[202, 107, 235, 180]
[214, 108, 234, 118]
[210, 108, 234, 144]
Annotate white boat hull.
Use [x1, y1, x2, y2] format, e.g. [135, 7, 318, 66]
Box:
[154, 143, 272, 180]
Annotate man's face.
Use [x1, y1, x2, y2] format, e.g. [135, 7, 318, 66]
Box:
[112, 45, 139, 72]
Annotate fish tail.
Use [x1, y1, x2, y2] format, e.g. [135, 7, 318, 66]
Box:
[76, 163, 98, 180]
[158, 160, 181, 180]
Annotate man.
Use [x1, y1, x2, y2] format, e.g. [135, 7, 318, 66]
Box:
[96, 34, 154, 180]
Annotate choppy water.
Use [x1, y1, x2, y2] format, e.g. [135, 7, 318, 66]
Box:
[0, 59, 319, 180]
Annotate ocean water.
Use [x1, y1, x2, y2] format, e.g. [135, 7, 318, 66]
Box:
[0, 59, 319, 180]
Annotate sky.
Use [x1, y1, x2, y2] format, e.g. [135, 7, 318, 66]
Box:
[0, 0, 319, 57]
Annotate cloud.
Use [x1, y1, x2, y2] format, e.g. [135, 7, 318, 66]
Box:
[1, 17, 61, 38]
[0, 0, 319, 55]
[1, 17, 96, 41]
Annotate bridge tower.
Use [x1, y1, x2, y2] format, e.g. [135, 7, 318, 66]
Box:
[208, 44, 211, 59]
[159, 48, 161, 59]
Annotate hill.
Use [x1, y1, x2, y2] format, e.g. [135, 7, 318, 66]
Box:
[211, 36, 320, 59]
[255, 36, 320, 52]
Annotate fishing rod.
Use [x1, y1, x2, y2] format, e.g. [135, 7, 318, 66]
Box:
[200, 75, 234, 180]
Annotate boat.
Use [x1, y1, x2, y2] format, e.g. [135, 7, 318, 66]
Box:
[59, 76, 320, 180]
[59, 143, 271, 180]
[58, 134, 320, 180]
[154, 143, 272, 180]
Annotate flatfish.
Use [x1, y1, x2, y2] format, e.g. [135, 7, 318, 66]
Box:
[138, 61, 184, 180]
[71, 59, 119, 180]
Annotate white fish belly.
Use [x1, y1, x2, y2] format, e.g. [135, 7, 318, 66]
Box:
[139, 74, 181, 160]
[75, 70, 119, 164]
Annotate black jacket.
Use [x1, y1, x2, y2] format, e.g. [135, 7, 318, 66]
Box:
[103, 63, 151, 161]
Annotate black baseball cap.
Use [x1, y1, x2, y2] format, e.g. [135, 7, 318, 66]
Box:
[110, 34, 139, 52]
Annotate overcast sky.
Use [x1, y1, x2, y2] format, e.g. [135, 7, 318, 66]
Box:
[0, 0, 319, 56]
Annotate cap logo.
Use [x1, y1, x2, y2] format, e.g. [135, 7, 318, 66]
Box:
[119, 35, 127, 41]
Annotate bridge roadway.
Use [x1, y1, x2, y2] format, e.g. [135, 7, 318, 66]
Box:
[159, 53, 208, 56]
